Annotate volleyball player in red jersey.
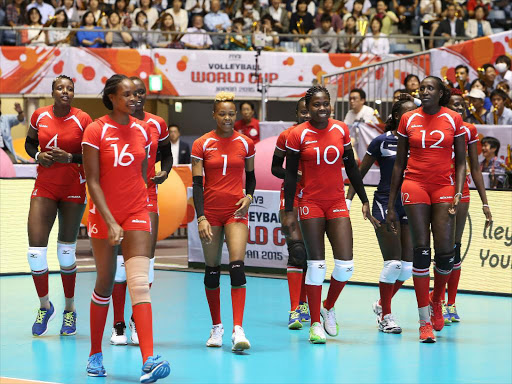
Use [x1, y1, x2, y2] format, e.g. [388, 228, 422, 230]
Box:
[283, 86, 378, 344]
[387, 76, 467, 343]
[191, 92, 256, 351]
[109, 76, 173, 346]
[82, 74, 170, 382]
[271, 97, 311, 330]
[442, 89, 492, 323]
[24, 75, 92, 337]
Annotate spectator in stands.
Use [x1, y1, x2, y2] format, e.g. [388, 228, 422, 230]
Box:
[85, 0, 102, 25]
[480, 136, 506, 189]
[290, 0, 314, 49]
[431, 2, 464, 48]
[315, 0, 343, 33]
[132, 10, 152, 48]
[482, 63, 498, 93]
[76, 10, 105, 47]
[23, 7, 46, 46]
[371, 0, 398, 36]
[497, 81, 511, 101]
[495, 55, 512, 87]
[419, 0, 441, 24]
[466, 88, 489, 125]
[0, 99, 25, 163]
[105, 11, 133, 46]
[26, 0, 55, 23]
[5, 0, 26, 45]
[288, 0, 316, 17]
[404, 74, 420, 95]
[311, 13, 337, 53]
[151, 13, 180, 47]
[133, 0, 158, 28]
[253, 15, 280, 49]
[470, 78, 492, 111]
[204, 0, 231, 49]
[361, 16, 389, 56]
[234, 101, 260, 143]
[344, 0, 372, 15]
[235, 0, 260, 32]
[392, 0, 418, 33]
[338, 15, 361, 53]
[466, 0, 491, 19]
[344, 88, 377, 125]
[486, 89, 512, 125]
[393, 88, 407, 102]
[113, 0, 132, 28]
[455, 64, 471, 92]
[223, 17, 251, 50]
[57, 0, 80, 27]
[45, 9, 71, 46]
[263, 0, 288, 33]
[166, 0, 188, 32]
[152, 0, 166, 12]
[466, 5, 492, 38]
[181, 14, 212, 49]
[343, 0, 368, 33]
[185, 0, 210, 17]
[169, 124, 191, 164]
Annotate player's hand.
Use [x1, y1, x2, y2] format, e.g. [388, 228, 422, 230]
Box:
[448, 194, 460, 216]
[281, 210, 297, 237]
[108, 222, 124, 246]
[234, 197, 251, 218]
[362, 201, 380, 229]
[50, 147, 71, 163]
[38, 152, 54, 167]
[151, 170, 168, 184]
[14, 103, 23, 114]
[483, 205, 492, 230]
[386, 207, 399, 234]
[198, 219, 213, 244]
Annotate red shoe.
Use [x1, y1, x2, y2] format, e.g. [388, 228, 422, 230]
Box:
[429, 292, 445, 331]
[419, 321, 436, 343]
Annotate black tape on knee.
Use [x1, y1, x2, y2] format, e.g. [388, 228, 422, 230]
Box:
[287, 240, 307, 268]
[204, 266, 220, 289]
[434, 251, 454, 272]
[413, 247, 431, 270]
[454, 243, 461, 264]
[229, 261, 246, 287]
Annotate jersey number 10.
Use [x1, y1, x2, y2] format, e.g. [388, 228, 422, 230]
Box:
[314, 146, 340, 165]
[111, 143, 135, 167]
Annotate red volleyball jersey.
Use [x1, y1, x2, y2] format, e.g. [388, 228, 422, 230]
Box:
[143, 112, 169, 190]
[462, 122, 479, 147]
[82, 115, 151, 215]
[30, 105, 92, 186]
[285, 119, 351, 201]
[234, 118, 260, 144]
[398, 107, 465, 186]
[191, 130, 255, 210]
[275, 124, 304, 192]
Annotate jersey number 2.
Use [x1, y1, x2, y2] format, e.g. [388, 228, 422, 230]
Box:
[111, 144, 135, 167]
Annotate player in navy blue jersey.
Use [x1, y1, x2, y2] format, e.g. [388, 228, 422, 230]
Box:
[346, 99, 416, 333]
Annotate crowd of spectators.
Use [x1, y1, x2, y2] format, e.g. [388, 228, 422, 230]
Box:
[0, 0, 510, 52]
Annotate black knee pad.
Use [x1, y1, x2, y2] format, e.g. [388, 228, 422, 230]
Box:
[434, 251, 454, 272]
[413, 247, 431, 269]
[454, 243, 461, 264]
[204, 266, 220, 289]
[287, 240, 307, 268]
[229, 261, 246, 287]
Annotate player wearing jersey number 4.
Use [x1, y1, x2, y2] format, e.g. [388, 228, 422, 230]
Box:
[283, 86, 379, 344]
[109, 77, 173, 347]
[271, 97, 311, 330]
[346, 99, 417, 334]
[82, 74, 170, 382]
[387, 77, 467, 343]
[191, 92, 256, 352]
[25, 75, 92, 337]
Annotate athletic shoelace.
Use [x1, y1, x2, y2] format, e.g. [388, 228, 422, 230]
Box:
[299, 303, 309, 314]
[35, 308, 48, 324]
[63, 312, 75, 327]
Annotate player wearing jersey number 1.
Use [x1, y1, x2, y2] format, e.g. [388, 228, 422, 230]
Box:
[109, 76, 173, 347]
[25, 75, 92, 337]
[283, 86, 379, 344]
[346, 99, 417, 334]
[82, 74, 170, 382]
[271, 97, 311, 330]
[387, 77, 467, 343]
[191, 92, 256, 352]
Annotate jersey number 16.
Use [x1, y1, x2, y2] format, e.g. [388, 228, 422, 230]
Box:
[111, 143, 135, 167]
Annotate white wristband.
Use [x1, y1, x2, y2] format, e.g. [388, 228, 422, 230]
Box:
[35, 151, 40, 162]
[413, 98, 422, 107]
[346, 199, 352, 211]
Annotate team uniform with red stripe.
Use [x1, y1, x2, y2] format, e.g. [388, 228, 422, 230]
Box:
[275, 125, 303, 211]
[397, 107, 465, 205]
[30, 106, 92, 204]
[460, 122, 479, 203]
[191, 130, 255, 227]
[82, 115, 151, 238]
[285, 119, 351, 220]
[143, 112, 169, 214]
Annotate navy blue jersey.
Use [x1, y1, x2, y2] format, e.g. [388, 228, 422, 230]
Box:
[366, 131, 398, 195]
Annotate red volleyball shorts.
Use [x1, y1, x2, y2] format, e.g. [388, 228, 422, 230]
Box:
[204, 208, 249, 227]
[279, 188, 299, 211]
[401, 179, 455, 205]
[298, 197, 349, 221]
[31, 179, 86, 204]
[460, 179, 470, 203]
[88, 209, 151, 239]
[147, 185, 159, 214]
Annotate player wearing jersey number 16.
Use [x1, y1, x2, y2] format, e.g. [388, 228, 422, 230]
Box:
[82, 74, 170, 382]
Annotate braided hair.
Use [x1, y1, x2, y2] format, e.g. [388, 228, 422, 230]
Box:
[102, 74, 129, 110]
[52, 75, 74, 92]
[422, 76, 451, 106]
[384, 99, 415, 132]
[305, 86, 330, 107]
[295, 96, 306, 114]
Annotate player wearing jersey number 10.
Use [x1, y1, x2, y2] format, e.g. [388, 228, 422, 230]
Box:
[191, 92, 256, 352]
[387, 76, 467, 343]
[82, 74, 170, 382]
[25, 75, 92, 337]
[283, 86, 379, 344]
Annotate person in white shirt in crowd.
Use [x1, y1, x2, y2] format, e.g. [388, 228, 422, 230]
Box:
[204, 0, 231, 48]
[45, 8, 71, 46]
[185, 0, 210, 16]
[132, 0, 158, 28]
[263, 0, 288, 32]
[132, 10, 152, 48]
[311, 13, 337, 53]
[56, 0, 80, 27]
[0, 99, 25, 163]
[466, 5, 492, 38]
[27, 0, 55, 23]
[361, 17, 389, 56]
[486, 89, 512, 126]
[344, 88, 378, 125]
[165, 0, 188, 31]
[235, 0, 260, 32]
[181, 14, 212, 49]
[169, 124, 191, 164]
[344, 0, 371, 16]
[495, 55, 512, 88]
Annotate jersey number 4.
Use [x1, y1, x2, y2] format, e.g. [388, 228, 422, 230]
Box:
[111, 143, 135, 167]
[45, 134, 58, 149]
[420, 130, 445, 148]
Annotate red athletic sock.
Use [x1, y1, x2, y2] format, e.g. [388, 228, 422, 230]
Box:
[231, 286, 246, 328]
[413, 276, 430, 308]
[323, 278, 346, 311]
[432, 268, 451, 303]
[32, 271, 49, 298]
[379, 282, 394, 317]
[392, 280, 405, 298]
[132, 303, 154, 363]
[299, 271, 307, 303]
[442, 285, 447, 303]
[89, 291, 110, 356]
[306, 285, 322, 324]
[112, 282, 127, 324]
[287, 267, 303, 310]
[205, 287, 221, 325]
[447, 267, 461, 305]
[60, 266, 77, 299]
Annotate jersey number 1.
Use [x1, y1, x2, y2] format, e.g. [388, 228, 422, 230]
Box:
[111, 144, 135, 167]
[221, 154, 228, 175]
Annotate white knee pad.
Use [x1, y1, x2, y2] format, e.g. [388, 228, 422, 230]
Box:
[125, 256, 151, 305]
[305, 260, 327, 286]
[331, 259, 354, 282]
[397, 261, 413, 282]
[379, 260, 402, 283]
[148, 258, 155, 284]
[57, 241, 76, 268]
[115, 255, 126, 283]
[27, 247, 48, 273]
